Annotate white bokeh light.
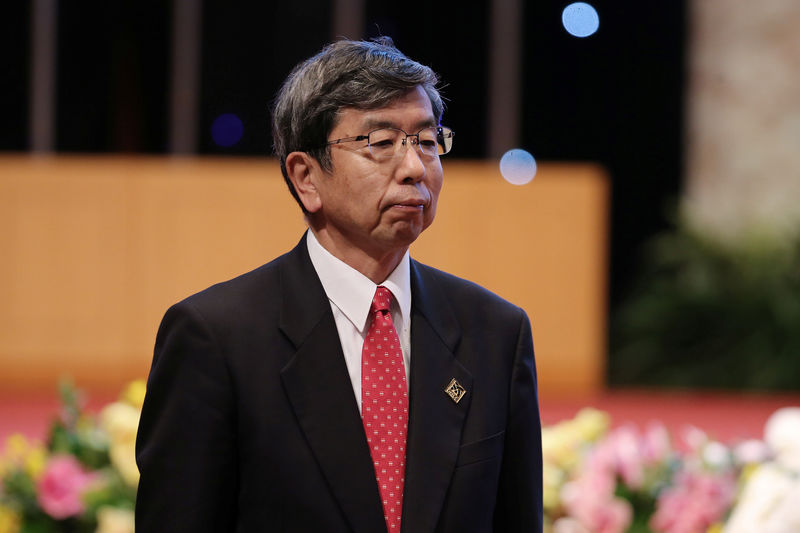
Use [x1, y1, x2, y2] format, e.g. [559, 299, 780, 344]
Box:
[562, 2, 600, 38]
[500, 149, 537, 185]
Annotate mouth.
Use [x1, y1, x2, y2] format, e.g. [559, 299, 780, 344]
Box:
[390, 198, 427, 210]
[389, 200, 426, 213]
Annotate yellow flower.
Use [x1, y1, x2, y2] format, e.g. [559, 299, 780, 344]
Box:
[100, 403, 139, 444]
[100, 403, 140, 487]
[542, 426, 580, 471]
[120, 380, 146, 410]
[3, 434, 30, 463]
[543, 485, 562, 513]
[739, 462, 760, 484]
[572, 408, 610, 442]
[706, 523, 723, 533]
[24, 443, 48, 479]
[542, 462, 565, 512]
[1, 434, 48, 479]
[0, 504, 21, 533]
[95, 506, 135, 533]
[109, 440, 139, 488]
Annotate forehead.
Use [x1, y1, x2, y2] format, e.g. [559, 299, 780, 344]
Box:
[332, 86, 437, 134]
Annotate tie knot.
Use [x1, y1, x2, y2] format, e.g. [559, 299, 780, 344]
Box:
[371, 286, 393, 314]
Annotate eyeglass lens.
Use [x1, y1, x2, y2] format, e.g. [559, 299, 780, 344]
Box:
[367, 127, 453, 159]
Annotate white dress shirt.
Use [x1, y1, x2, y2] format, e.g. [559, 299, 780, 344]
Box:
[306, 230, 411, 414]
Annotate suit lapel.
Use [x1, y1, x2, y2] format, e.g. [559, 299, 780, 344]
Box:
[278, 236, 386, 533]
[402, 261, 472, 533]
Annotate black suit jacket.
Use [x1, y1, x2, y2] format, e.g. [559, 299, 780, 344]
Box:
[136, 235, 542, 532]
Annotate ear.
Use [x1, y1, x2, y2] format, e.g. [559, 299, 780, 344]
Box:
[285, 151, 324, 213]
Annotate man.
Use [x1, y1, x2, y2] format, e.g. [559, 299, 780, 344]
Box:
[136, 37, 542, 532]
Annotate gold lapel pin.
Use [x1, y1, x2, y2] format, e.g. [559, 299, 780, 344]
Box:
[444, 378, 467, 404]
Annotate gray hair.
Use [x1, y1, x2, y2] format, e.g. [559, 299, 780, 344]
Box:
[271, 37, 444, 212]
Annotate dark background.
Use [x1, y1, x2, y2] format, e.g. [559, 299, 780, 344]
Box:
[2, 0, 686, 330]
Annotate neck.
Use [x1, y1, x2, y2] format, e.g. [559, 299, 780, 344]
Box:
[310, 228, 407, 284]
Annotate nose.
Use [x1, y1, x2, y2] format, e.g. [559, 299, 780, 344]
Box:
[396, 138, 426, 183]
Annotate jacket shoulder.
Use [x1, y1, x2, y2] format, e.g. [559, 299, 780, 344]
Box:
[181, 255, 283, 311]
[167, 240, 311, 327]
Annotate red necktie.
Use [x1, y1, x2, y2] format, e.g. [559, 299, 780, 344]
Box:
[362, 286, 409, 532]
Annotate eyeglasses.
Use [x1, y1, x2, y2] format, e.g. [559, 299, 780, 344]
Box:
[326, 126, 454, 160]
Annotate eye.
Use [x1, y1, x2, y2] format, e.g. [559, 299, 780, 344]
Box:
[419, 138, 438, 148]
[368, 129, 399, 151]
[370, 139, 395, 148]
[417, 128, 439, 154]
[417, 129, 438, 149]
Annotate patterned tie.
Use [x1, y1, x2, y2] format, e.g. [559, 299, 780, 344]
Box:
[362, 286, 409, 532]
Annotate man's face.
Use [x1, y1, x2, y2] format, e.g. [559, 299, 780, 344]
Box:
[310, 86, 444, 259]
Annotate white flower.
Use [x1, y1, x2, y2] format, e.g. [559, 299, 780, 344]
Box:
[733, 439, 771, 465]
[703, 440, 731, 469]
[724, 463, 800, 533]
[764, 407, 800, 472]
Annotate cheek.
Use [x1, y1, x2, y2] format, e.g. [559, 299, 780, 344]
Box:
[425, 185, 442, 225]
[429, 171, 444, 205]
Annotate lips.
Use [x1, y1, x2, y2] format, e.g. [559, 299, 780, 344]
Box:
[391, 198, 427, 209]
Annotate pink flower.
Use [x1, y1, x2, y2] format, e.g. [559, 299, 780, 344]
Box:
[587, 423, 669, 491]
[642, 422, 671, 464]
[609, 425, 646, 489]
[680, 426, 708, 454]
[650, 470, 735, 533]
[36, 455, 96, 519]
[562, 476, 632, 533]
[561, 462, 632, 533]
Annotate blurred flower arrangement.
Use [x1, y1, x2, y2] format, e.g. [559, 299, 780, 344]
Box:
[2, 380, 798, 533]
[543, 406, 800, 533]
[0, 380, 144, 533]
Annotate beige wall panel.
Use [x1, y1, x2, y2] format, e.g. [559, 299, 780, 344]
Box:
[0, 156, 607, 397]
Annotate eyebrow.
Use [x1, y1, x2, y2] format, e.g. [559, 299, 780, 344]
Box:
[362, 117, 438, 132]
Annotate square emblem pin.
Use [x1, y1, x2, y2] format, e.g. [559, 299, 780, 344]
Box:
[444, 378, 467, 404]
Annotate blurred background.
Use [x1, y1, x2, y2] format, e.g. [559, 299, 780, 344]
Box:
[2, 2, 800, 531]
[2, 0, 800, 432]
[3, 0, 687, 305]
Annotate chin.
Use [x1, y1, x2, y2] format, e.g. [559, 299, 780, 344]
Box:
[383, 225, 423, 249]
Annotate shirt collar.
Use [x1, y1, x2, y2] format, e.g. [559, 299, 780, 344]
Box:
[306, 230, 411, 332]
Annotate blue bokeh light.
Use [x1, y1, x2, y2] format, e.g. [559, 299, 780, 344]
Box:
[562, 2, 600, 38]
[211, 113, 244, 147]
[500, 149, 537, 185]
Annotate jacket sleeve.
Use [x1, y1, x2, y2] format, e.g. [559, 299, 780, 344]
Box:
[135, 301, 238, 532]
[493, 310, 543, 532]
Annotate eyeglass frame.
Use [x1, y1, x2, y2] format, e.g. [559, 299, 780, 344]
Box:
[324, 125, 455, 159]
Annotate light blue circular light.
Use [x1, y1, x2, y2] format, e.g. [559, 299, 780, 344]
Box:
[562, 2, 600, 38]
[211, 113, 244, 147]
[500, 149, 537, 185]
